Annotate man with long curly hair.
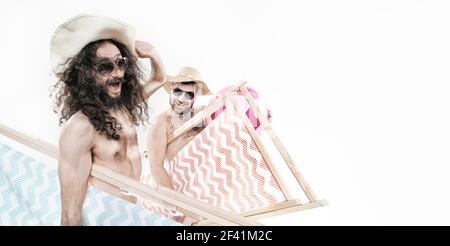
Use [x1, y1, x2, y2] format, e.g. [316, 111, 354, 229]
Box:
[51, 15, 166, 225]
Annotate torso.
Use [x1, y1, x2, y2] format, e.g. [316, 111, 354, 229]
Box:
[82, 108, 142, 203]
[164, 109, 205, 161]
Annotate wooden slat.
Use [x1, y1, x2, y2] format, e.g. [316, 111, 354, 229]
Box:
[198, 199, 328, 225]
[196, 199, 303, 226]
[0, 123, 58, 159]
[239, 85, 318, 202]
[240, 199, 303, 217]
[195, 220, 220, 226]
[91, 165, 263, 226]
[244, 200, 328, 220]
[229, 95, 293, 200]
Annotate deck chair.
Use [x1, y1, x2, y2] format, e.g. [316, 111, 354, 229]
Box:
[0, 123, 261, 226]
[162, 81, 327, 225]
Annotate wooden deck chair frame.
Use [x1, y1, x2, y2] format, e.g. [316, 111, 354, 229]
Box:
[0, 123, 262, 226]
[166, 81, 327, 225]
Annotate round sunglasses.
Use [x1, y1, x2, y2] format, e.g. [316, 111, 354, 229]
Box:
[95, 57, 129, 77]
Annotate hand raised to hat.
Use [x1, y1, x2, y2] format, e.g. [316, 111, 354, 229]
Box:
[135, 40, 158, 59]
[136, 40, 167, 99]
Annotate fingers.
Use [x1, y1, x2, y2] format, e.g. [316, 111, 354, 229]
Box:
[135, 40, 155, 53]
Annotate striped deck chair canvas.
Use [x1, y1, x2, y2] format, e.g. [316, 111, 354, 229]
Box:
[161, 82, 327, 224]
[0, 141, 181, 226]
[165, 104, 286, 213]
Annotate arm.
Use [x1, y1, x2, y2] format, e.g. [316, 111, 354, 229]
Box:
[135, 40, 166, 99]
[58, 118, 94, 226]
[147, 114, 173, 189]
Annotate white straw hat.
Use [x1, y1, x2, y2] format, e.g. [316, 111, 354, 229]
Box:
[50, 14, 136, 75]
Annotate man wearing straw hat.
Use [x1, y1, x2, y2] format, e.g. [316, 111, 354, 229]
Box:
[51, 14, 166, 225]
[146, 67, 211, 190]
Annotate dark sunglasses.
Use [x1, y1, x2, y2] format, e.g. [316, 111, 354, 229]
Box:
[173, 88, 195, 100]
[95, 57, 129, 77]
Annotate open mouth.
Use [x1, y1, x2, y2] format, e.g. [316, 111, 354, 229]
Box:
[107, 80, 122, 94]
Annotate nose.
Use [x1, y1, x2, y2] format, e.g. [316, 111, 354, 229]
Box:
[178, 94, 187, 103]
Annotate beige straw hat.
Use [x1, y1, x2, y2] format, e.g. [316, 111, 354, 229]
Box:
[163, 67, 211, 95]
[50, 14, 136, 75]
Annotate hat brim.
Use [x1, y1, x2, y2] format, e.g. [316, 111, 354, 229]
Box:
[163, 76, 211, 95]
[50, 14, 136, 75]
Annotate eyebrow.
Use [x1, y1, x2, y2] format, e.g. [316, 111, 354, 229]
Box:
[96, 53, 123, 60]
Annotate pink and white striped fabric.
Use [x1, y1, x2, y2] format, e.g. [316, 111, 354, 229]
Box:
[164, 104, 286, 214]
[209, 86, 270, 136]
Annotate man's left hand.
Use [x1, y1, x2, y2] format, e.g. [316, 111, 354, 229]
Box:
[135, 40, 159, 59]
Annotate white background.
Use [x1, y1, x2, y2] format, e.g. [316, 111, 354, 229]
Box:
[1, 0, 450, 225]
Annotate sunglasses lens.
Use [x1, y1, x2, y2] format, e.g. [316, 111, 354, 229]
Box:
[173, 88, 182, 96]
[95, 57, 128, 76]
[173, 88, 194, 99]
[116, 57, 128, 70]
[96, 62, 114, 76]
[186, 92, 194, 99]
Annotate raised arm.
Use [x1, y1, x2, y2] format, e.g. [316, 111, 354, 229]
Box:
[147, 113, 173, 189]
[135, 40, 166, 99]
[58, 117, 94, 226]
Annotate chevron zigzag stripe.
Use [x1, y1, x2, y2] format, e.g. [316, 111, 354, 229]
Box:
[0, 142, 181, 226]
[161, 105, 286, 214]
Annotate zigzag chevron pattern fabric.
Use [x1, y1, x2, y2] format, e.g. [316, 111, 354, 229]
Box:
[0, 142, 181, 226]
[142, 104, 286, 215]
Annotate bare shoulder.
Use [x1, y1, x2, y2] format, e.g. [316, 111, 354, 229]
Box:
[152, 110, 171, 127]
[148, 110, 171, 138]
[60, 112, 95, 143]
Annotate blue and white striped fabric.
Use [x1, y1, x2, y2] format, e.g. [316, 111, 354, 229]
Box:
[0, 142, 181, 226]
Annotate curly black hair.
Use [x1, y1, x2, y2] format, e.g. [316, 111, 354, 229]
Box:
[52, 39, 148, 140]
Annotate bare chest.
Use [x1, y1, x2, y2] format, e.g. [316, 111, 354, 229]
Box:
[92, 111, 140, 166]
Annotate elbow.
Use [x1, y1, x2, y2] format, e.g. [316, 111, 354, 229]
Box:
[149, 158, 168, 176]
[149, 161, 164, 172]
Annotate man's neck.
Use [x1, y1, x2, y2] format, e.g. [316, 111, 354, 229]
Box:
[171, 109, 193, 128]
